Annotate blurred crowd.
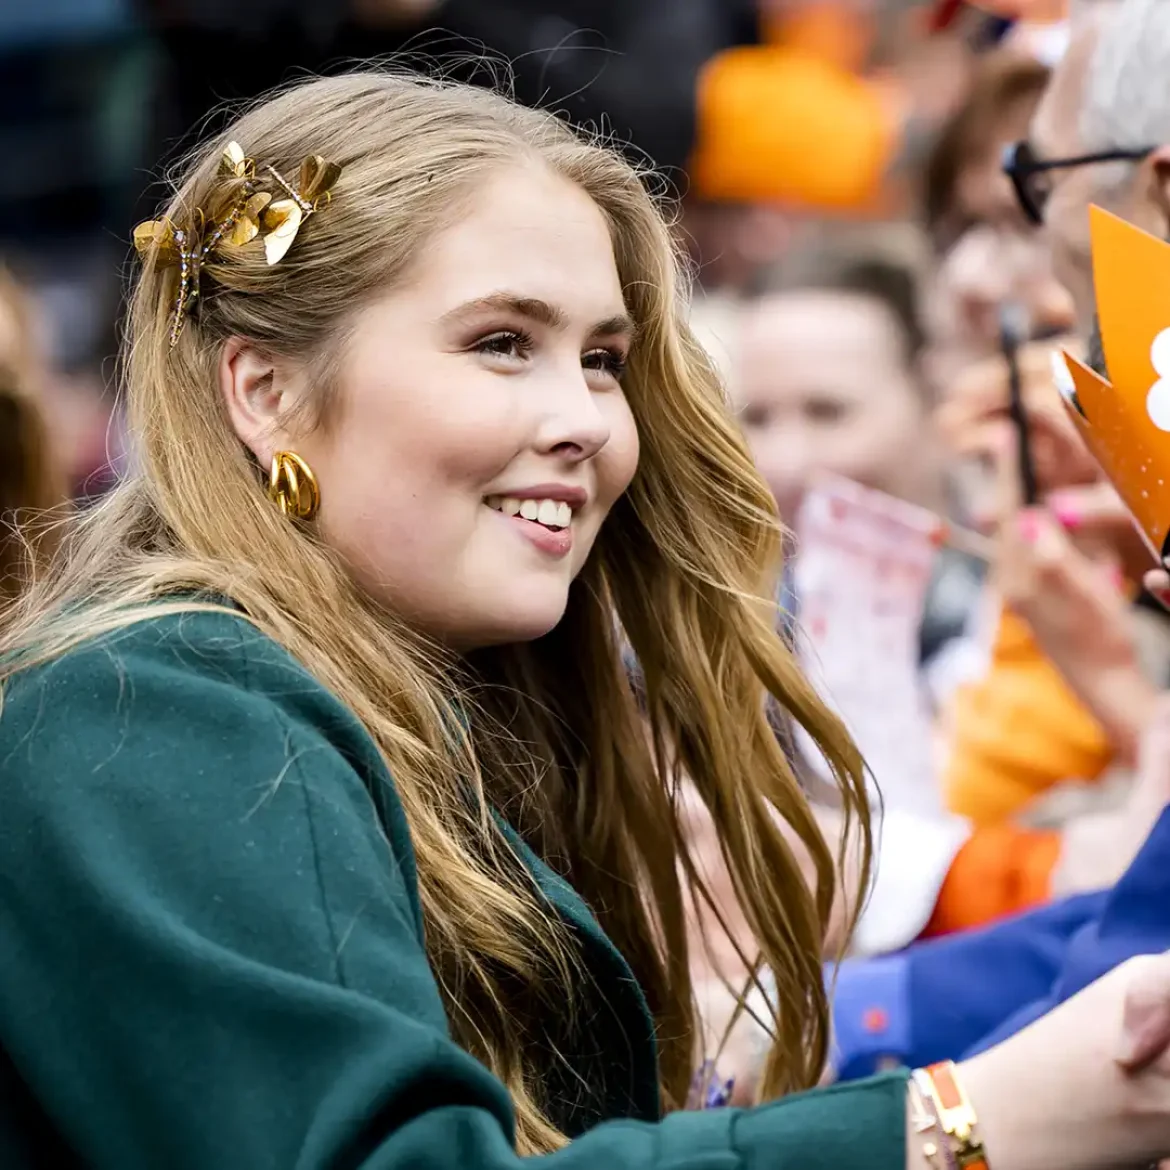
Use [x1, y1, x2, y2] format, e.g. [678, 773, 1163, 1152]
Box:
[5, 0, 1170, 1110]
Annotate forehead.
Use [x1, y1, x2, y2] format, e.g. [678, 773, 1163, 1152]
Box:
[737, 291, 907, 398]
[743, 290, 902, 353]
[409, 165, 625, 317]
[1031, 23, 1097, 156]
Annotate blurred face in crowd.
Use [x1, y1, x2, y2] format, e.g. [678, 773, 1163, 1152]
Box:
[1030, 13, 1170, 345]
[1028, 17, 1111, 339]
[926, 81, 1074, 389]
[734, 289, 937, 525]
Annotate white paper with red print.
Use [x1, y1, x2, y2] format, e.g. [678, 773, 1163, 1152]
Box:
[792, 477, 972, 953]
[792, 476, 945, 819]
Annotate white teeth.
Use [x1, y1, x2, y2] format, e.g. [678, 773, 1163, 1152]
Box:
[489, 495, 576, 529]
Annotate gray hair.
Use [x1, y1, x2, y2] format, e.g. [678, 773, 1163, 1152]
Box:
[1080, 0, 1170, 152]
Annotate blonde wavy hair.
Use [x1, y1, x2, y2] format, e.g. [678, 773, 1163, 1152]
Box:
[0, 73, 871, 1151]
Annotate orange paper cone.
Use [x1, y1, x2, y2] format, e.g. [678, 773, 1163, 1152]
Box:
[1054, 206, 1170, 559]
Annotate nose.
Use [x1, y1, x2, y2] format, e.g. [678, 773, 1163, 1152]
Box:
[757, 434, 812, 527]
[533, 366, 612, 463]
[947, 228, 1010, 346]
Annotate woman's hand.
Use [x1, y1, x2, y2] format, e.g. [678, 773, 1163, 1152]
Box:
[958, 952, 1170, 1170]
[991, 428, 1156, 766]
[1045, 479, 1158, 586]
[937, 342, 1100, 501]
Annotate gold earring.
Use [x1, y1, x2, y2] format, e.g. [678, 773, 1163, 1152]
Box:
[268, 450, 320, 520]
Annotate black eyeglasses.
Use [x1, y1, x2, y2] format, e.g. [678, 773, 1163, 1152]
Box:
[1002, 140, 1154, 225]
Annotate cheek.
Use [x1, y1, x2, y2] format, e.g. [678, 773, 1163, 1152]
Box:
[335, 373, 528, 500]
[595, 394, 640, 504]
[1046, 198, 1092, 296]
[837, 409, 916, 475]
[746, 430, 789, 497]
[307, 390, 528, 573]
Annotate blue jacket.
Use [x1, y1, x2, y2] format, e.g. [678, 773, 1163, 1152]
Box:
[831, 805, 1170, 1078]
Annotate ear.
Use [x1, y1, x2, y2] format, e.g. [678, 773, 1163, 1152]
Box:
[219, 337, 296, 467]
[1146, 144, 1170, 234]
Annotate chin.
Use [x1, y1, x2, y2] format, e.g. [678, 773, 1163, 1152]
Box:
[457, 593, 570, 651]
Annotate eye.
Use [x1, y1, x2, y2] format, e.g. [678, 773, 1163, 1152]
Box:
[582, 347, 628, 382]
[804, 396, 850, 425]
[473, 330, 534, 361]
[739, 403, 772, 429]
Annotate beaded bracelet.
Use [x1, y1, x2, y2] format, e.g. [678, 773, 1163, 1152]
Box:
[912, 1062, 991, 1170]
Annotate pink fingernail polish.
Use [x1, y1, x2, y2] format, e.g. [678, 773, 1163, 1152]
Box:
[1050, 497, 1082, 532]
[1017, 512, 1041, 542]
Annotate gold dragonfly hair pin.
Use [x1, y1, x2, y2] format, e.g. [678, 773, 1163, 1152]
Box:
[260, 154, 343, 265]
[133, 141, 343, 346]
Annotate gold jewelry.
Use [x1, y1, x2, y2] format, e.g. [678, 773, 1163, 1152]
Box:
[133, 141, 342, 346]
[261, 155, 342, 265]
[268, 451, 320, 521]
[915, 1063, 990, 1170]
[908, 1076, 952, 1170]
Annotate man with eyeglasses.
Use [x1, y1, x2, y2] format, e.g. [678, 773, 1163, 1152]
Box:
[826, 0, 1170, 1087]
[1004, 0, 1165, 362]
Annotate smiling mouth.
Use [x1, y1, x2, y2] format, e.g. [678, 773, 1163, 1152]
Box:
[485, 495, 573, 532]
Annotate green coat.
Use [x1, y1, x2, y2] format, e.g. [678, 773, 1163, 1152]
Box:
[0, 609, 905, 1168]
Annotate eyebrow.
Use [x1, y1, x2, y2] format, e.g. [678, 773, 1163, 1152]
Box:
[440, 292, 636, 339]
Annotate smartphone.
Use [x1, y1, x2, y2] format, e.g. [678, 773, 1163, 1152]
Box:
[1000, 301, 1039, 507]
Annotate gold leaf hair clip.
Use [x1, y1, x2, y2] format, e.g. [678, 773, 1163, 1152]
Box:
[133, 140, 343, 346]
[132, 214, 201, 348]
[261, 155, 343, 265]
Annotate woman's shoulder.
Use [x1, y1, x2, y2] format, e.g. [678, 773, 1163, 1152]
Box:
[6, 603, 302, 686]
[4, 604, 338, 721]
[0, 603, 421, 910]
[0, 605, 434, 1031]
[0, 604, 388, 807]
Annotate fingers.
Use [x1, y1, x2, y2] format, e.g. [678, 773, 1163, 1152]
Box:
[938, 341, 1100, 493]
[1046, 482, 1132, 537]
[1115, 954, 1170, 1071]
[1003, 506, 1083, 603]
[1145, 567, 1170, 609]
[1016, 507, 1077, 572]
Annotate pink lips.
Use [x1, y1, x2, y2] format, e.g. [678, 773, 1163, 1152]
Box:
[494, 483, 588, 508]
[500, 510, 573, 557]
[485, 483, 585, 560]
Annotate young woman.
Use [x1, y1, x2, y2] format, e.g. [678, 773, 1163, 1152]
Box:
[1, 71, 1170, 1170]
